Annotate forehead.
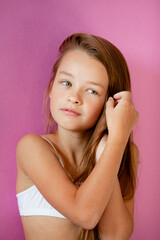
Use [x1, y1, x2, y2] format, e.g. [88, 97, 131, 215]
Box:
[56, 50, 108, 88]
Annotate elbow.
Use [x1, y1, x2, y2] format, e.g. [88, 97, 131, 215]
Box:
[75, 210, 100, 230]
[72, 194, 102, 230]
[81, 218, 98, 230]
[78, 218, 98, 230]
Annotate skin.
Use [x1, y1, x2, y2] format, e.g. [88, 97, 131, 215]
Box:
[16, 50, 139, 240]
[49, 50, 109, 167]
[96, 134, 139, 239]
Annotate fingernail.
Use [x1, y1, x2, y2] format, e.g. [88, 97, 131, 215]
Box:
[114, 93, 120, 98]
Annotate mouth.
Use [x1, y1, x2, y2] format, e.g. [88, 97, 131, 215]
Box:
[61, 108, 81, 116]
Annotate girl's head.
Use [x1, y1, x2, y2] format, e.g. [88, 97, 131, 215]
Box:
[44, 32, 131, 133]
[49, 49, 109, 132]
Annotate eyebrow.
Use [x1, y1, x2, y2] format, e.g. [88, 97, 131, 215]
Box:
[59, 71, 74, 77]
[86, 81, 104, 89]
[59, 71, 104, 89]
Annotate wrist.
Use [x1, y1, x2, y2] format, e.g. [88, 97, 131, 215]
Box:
[107, 132, 129, 146]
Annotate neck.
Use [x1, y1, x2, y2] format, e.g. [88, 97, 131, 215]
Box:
[53, 127, 94, 166]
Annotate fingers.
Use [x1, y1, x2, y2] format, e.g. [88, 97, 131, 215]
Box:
[114, 91, 139, 122]
[107, 96, 114, 105]
[113, 91, 132, 102]
[106, 97, 114, 110]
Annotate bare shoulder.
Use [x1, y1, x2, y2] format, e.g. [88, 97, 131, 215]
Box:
[96, 133, 108, 163]
[17, 133, 43, 148]
[16, 134, 43, 189]
[16, 133, 58, 174]
[16, 133, 39, 160]
[17, 133, 56, 155]
[17, 133, 50, 149]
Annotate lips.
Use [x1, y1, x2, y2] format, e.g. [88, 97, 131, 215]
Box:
[61, 108, 81, 116]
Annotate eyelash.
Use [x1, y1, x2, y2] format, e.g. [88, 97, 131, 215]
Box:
[61, 81, 98, 95]
[61, 81, 72, 86]
[87, 89, 98, 95]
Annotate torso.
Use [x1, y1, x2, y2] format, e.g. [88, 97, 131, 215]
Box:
[21, 216, 79, 240]
[16, 134, 80, 240]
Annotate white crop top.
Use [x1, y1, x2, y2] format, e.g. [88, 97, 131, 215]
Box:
[16, 136, 81, 218]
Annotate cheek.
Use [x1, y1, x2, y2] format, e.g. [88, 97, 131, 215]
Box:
[87, 100, 104, 120]
[91, 107, 102, 119]
[50, 85, 67, 119]
[50, 86, 62, 104]
[50, 90, 59, 116]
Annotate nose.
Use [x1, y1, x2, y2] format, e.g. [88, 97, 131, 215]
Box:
[67, 94, 82, 105]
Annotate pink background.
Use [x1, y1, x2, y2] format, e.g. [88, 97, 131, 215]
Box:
[0, 0, 159, 239]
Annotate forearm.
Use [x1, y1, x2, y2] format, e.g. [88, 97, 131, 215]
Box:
[75, 135, 128, 227]
[98, 177, 133, 240]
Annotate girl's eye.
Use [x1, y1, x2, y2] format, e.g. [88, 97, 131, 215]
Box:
[61, 81, 72, 86]
[88, 89, 98, 95]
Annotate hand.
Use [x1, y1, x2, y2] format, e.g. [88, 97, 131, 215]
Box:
[105, 91, 139, 141]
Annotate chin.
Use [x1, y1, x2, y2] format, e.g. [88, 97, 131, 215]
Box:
[58, 122, 96, 132]
[54, 115, 97, 131]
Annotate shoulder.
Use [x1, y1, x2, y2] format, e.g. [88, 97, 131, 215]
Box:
[96, 134, 108, 163]
[17, 133, 55, 152]
[17, 133, 41, 146]
[16, 133, 57, 172]
[17, 134, 43, 157]
[16, 134, 39, 157]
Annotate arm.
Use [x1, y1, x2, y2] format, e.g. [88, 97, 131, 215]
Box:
[17, 133, 127, 229]
[96, 137, 139, 240]
[17, 92, 138, 230]
[98, 178, 134, 240]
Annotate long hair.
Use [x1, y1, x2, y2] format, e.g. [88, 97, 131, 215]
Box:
[42, 33, 138, 240]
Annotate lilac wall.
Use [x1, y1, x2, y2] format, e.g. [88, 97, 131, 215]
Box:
[0, 0, 159, 239]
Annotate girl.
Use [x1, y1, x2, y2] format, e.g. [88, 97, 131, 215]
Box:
[16, 33, 139, 240]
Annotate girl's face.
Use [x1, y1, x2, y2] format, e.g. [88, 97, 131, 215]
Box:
[50, 50, 109, 132]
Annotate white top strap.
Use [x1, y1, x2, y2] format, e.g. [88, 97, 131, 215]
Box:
[41, 136, 64, 167]
[41, 136, 74, 181]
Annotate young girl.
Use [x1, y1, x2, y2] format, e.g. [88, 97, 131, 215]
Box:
[16, 33, 139, 240]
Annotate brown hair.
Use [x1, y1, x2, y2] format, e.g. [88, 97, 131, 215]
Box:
[42, 33, 138, 240]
